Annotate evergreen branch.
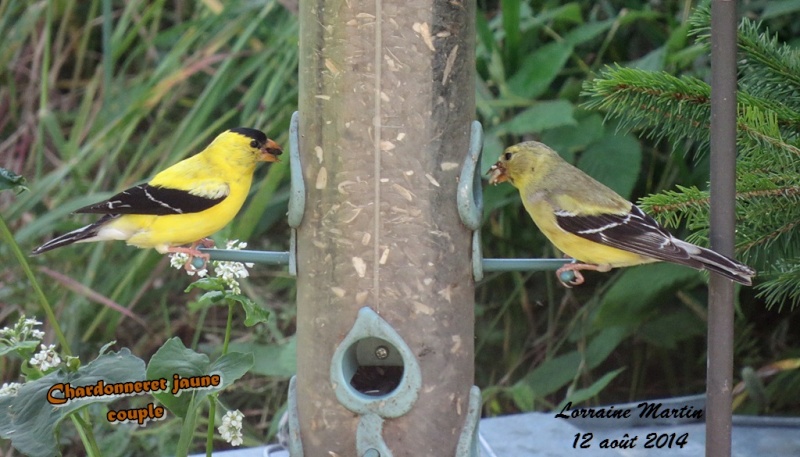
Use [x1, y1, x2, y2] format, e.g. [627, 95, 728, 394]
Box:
[739, 219, 800, 254]
[756, 260, 800, 311]
[583, 67, 712, 143]
[737, 186, 800, 200]
[738, 20, 800, 97]
[738, 122, 800, 158]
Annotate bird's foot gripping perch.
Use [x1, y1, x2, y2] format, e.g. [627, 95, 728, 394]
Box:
[167, 238, 216, 272]
[555, 262, 611, 288]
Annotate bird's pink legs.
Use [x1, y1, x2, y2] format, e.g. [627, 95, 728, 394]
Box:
[556, 262, 611, 287]
[166, 238, 215, 272]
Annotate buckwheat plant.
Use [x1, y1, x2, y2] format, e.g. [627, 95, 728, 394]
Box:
[218, 409, 245, 446]
[169, 240, 266, 454]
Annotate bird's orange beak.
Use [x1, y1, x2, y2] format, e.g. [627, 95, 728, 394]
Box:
[487, 162, 508, 185]
[260, 139, 283, 162]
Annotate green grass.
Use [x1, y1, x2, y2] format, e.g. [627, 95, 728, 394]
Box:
[1, 1, 298, 454]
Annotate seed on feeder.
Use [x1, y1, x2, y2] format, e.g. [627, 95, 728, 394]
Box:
[324, 58, 339, 75]
[315, 167, 328, 189]
[392, 183, 414, 201]
[413, 301, 434, 315]
[451, 335, 462, 353]
[438, 285, 454, 303]
[412, 22, 435, 51]
[396, 132, 406, 141]
[379, 248, 390, 264]
[440, 162, 459, 171]
[315, 146, 324, 163]
[425, 173, 440, 187]
[315, 95, 331, 100]
[380, 140, 395, 151]
[352, 257, 367, 277]
[331, 287, 346, 298]
[442, 45, 459, 84]
[361, 233, 371, 245]
[337, 180, 358, 194]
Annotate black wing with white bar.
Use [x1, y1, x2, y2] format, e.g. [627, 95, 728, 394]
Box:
[555, 205, 702, 266]
[76, 184, 227, 215]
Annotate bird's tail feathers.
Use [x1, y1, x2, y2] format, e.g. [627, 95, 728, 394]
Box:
[31, 215, 115, 255]
[674, 239, 755, 286]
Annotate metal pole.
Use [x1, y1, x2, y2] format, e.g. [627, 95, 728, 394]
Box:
[707, 1, 737, 456]
[296, 0, 476, 454]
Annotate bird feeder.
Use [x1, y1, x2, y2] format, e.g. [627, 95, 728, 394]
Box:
[291, 0, 480, 454]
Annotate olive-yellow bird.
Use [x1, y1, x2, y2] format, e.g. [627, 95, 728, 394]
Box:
[32, 128, 282, 264]
[488, 141, 755, 287]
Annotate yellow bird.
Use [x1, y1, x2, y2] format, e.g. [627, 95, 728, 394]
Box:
[488, 141, 755, 287]
[32, 128, 282, 265]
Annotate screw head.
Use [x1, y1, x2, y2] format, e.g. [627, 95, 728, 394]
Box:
[374, 345, 389, 360]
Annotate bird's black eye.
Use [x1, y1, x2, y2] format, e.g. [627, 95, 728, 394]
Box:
[250, 140, 261, 148]
[504, 152, 513, 161]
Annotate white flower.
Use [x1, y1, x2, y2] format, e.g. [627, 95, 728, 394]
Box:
[169, 252, 190, 270]
[0, 382, 22, 397]
[1, 315, 46, 344]
[29, 344, 61, 371]
[23, 318, 42, 327]
[225, 240, 247, 250]
[170, 240, 253, 291]
[170, 252, 209, 277]
[212, 261, 251, 295]
[218, 410, 245, 446]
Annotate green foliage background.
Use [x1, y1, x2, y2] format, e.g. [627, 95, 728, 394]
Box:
[1, 0, 799, 455]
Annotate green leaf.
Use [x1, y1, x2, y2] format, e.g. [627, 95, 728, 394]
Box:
[762, 0, 800, 19]
[540, 113, 605, 160]
[501, 0, 522, 73]
[0, 340, 39, 357]
[509, 382, 535, 410]
[584, 326, 630, 368]
[630, 46, 667, 71]
[0, 349, 145, 457]
[515, 324, 628, 405]
[593, 263, 703, 329]
[184, 277, 225, 293]
[231, 295, 271, 326]
[563, 19, 614, 47]
[577, 133, 642, 198]
[507, 42, 574, 99]
[0, 168, 27, 194]
[230, 336, 297, 377]
[209, 351, 255, 384]
[556, 367, 625, 411]
[146, 338, 252, 418]
[500, 100, 576, 136]
[639, 310, 706, 349]
[480, 131, 506, 174]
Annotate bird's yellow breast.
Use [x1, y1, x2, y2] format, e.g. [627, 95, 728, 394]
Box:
[105, 176, 252, 253]
[523, 197, 653, 268]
